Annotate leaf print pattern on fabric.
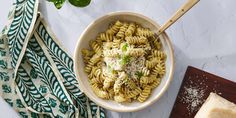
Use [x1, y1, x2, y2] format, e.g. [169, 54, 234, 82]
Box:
[0, 72, 9, 82]
[0, 60, 7, 69]
[25, 43, 79, 117]
[19, 112, 28, 118]
[0, 0, 106, 117]
[56, 115, 64, 118]
[31, 112, 39, 118]
[2, 85, 11, 93]
[7, 0, 38, 68]
[39, 85, 47, 93]
[28, 36, 45, 57]
[4, 98, 13, 107]
[0, 50, 7, 56]
[16, 99, 24, 108]
[49, 98, 57, 108]
[36, 23, 72, 71]
[35, 21, 89, 117]
[88, 99, 106, 118]
[30, 68, 38, 79]
[37, 23, 76, 84]
[0, 38, 4, 44]
[16, 65, 53, 115]
[25, 46, 74, 105]
[59, 103, 68, 114]
[34, 22, 90, 117]
[21, 56, 28, 64]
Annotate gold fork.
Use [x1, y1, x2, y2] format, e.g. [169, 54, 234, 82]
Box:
[156, 0, 200, 37]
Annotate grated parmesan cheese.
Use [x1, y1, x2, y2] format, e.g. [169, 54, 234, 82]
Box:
[181, 85, 205, 113]
[103, 46, 146, 80]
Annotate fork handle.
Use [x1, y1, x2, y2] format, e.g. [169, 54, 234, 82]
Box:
[157, 0, 200, 36]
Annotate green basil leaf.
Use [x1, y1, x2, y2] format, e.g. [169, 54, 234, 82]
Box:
[49, 0, 65, 9]
[135, 71, 143, 79]
[120, 55, 130, 65]
[69, 0, 91, 7]
[122, 43, 128, 52]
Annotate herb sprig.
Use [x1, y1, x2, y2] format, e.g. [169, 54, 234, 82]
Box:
[135, 71, 143, 79]
[122, 43, 128, 52]
[120, 55, 131, 65]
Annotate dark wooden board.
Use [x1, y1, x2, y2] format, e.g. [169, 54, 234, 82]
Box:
[169, 66, 236, 118]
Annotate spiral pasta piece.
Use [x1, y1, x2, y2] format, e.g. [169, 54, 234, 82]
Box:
[103, 42, 113, 50]
[114, 72, 127, 93]
[153, 37, 162, 50]
[108, 88, 115, 99]
[141, 67, 150, 76]
[90, 41, 102, 53]
[96, 61, 103, 68]
[125, 36, 147, 45]
[92, 67, 102, 78]
[89, 66, 103, 83]
[82, 56, 91, 64]
[124, 79, 137, 89]
[91, 83, 109, 99]
[152, 63, 166, 77]
[137, 86, 152, 102]
[106, 20, 123, 35]
[103, 49, 120, 57]
[84, 63, 93, 73]
[84, 54, 101, 73]
[88, 54, 101, 65]
[137, 42, 151, 50]
[145, 57, 162, 69]
[125, 23, 136, 36]
[88, 66, 98, 79]
[116, 23, 129, 39]
[136, 27, 154, 37]
[99, 33, 113, 42]
[151, 50, 166, 60]
[90, 76, 104, 84]
[112, 37, 122, 48]
[126, 87, 142, 99]
[149, 78, 161, 89]
[81, 49, 94, 63]
[103, 77, 115, 89]
[140, 76, 156, 85]
[127, 48, 145, 57]
[114, 93, 127, 102]
[81, 49, 94, 57]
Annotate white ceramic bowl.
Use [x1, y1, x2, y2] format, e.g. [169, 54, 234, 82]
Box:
[74, 12, 174, 112]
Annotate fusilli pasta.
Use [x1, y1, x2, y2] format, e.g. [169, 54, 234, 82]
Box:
[116, 23, 129, 39]
[137, 86, 152, 102]
[136, 27, 154, 37]
[125, 36, 147, 45]
[82, 20, 167, 103]
[125, 23, 136, 36]
[106, 20, 123, 35]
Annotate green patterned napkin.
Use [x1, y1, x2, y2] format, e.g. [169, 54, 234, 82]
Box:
[0, 0, 105, 117]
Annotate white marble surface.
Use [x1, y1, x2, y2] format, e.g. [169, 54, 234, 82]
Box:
[1, 0, 236, 118]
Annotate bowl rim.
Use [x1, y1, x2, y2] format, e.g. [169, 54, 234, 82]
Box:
[74, 11, 175, 112]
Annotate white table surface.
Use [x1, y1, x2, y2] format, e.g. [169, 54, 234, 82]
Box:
[1, 0, 236, 118]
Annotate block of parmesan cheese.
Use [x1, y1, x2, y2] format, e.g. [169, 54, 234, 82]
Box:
[195, 92, 236, 118]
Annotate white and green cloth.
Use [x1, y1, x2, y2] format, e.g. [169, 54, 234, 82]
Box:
[0, 0, 105, 117]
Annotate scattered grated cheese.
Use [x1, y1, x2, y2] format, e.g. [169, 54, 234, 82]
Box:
[181, 85, 205, 113]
